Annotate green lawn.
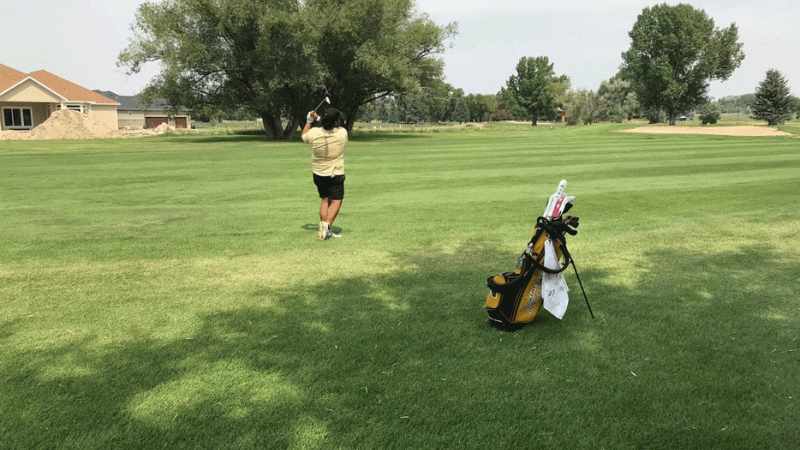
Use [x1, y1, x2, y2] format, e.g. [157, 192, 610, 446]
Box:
[1, 123, 798, 449]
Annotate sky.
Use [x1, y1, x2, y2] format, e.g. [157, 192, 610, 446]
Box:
[1, 0, 798, 99]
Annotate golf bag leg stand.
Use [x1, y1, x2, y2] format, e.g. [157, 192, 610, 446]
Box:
[570, 258, 594, 319]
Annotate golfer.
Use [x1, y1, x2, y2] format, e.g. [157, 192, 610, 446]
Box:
[301, 106, 348, 240]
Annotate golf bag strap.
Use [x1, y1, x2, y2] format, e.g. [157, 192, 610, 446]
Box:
[529, 240, 571, 274]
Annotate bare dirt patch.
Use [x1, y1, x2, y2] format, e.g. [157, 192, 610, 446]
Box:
[617, 125, 791, 137]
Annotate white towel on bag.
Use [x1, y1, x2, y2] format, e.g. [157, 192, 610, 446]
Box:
[542, 238, 569, 319]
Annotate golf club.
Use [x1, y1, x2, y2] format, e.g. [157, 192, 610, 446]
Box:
[314, 96, 331, 113]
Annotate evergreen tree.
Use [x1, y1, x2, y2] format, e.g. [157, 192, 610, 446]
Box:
[752, 69, 793, 125]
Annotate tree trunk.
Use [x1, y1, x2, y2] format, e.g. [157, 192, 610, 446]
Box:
[260, 112, 282, 140]
[282, 117, 300, 140]
[531, 118, 538, 126]
[343, 105, 360, 134]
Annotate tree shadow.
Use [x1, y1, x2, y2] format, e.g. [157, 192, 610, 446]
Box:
[1, 243, 797, 449]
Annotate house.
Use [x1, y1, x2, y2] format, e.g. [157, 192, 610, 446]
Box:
[0, 64, 119, 131]
[95, 90, 191, 129]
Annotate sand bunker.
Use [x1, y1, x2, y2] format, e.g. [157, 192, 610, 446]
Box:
[618, 125, 791, 137]
[0, 109, 123, 141]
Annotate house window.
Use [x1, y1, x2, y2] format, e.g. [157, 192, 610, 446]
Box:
[3, 107, 33, 129]
[57, 104, 84, 113]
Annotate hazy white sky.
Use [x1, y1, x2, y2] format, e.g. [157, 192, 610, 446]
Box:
[1, 0, 797, 99]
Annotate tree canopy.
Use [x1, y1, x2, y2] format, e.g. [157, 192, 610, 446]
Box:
[505, 56, 569, 125]
[118, 0, 456, 140]
[620, 3, 744, 125]
[596, 76, 639, 123]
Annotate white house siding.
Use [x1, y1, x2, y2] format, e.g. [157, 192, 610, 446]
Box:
[2, 79, 62, 103]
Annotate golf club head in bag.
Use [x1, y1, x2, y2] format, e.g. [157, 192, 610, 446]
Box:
[543, 179, 575, 220]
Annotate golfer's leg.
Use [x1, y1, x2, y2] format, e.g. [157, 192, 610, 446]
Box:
[317, 198, 330, 240]
[319, 198, 329, 222]
[326, 199, 342, 226]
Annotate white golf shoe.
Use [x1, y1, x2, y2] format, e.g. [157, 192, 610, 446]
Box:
[317, 221, 328, 241]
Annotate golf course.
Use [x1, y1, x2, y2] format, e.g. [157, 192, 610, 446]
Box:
[1, 122, 798, 449]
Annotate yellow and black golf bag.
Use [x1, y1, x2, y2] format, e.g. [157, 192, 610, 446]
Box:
[485, 180, 592, 331]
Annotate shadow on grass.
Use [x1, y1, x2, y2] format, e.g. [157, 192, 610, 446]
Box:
[1, 244, 798, 449]
[300, 223, 343, 235]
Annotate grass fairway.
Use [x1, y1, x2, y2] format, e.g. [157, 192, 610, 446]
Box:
[1, 124, 799, 449]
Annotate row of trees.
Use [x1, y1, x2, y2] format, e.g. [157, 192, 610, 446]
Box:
[365, 67, 640, 126]
[553, 68, 798, 126]
[495, 4, 747, 126]
[366, 69, 798, 127]
[120, 1, 796, 139]
[488, 4, 796, 126]
[358, 82, 500, 124]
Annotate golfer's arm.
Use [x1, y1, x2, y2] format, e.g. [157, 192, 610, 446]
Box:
[301, 122, 312, 136]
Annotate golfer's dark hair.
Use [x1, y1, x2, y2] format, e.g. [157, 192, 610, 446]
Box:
[321, 106, 341, 130]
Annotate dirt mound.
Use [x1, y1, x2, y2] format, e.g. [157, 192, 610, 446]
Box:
[0, 109, 122, 141]
[153, 122, 176, 133]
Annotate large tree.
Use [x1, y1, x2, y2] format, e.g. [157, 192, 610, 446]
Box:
[118, 0, 315, 140]
[751, 69, 793, 125]
[307, 0, 456, 133]
[620, 3, 745, 125]
[118, 0, 455, 140]
[506, 56, 569, 126]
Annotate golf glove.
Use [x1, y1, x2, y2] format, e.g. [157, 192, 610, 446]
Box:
[307, 112, 316, 124]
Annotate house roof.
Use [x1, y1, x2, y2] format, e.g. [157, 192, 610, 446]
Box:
[94, 90, 175, 112]
[0, 64, 118, 105]
[0, 64, 29, 93]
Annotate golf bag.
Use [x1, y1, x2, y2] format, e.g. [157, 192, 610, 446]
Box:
[485, 180, 589, 331]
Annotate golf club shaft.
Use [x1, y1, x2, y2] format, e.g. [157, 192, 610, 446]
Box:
[314, 96, 330, 112]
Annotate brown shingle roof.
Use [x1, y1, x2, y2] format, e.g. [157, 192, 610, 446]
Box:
[0, 64, 118, 105]
[0, 64, 28, 93]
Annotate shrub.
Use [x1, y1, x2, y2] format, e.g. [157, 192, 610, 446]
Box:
[699, 103, 721, 125]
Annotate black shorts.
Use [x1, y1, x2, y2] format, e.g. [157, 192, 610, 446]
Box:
[313, 173, 345, 200]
